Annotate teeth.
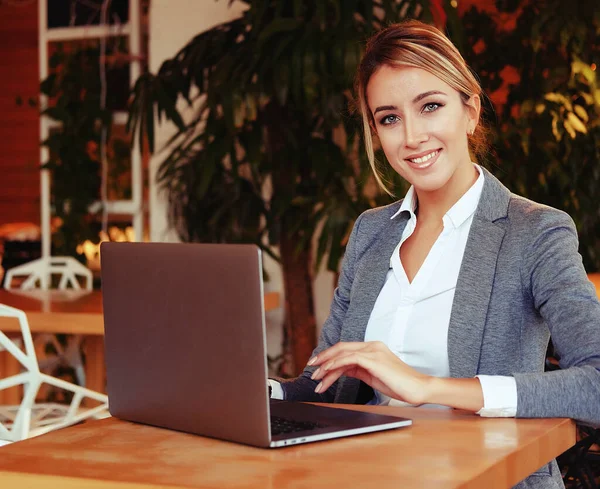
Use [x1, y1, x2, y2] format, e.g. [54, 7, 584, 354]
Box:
[409, 150, 438, 164]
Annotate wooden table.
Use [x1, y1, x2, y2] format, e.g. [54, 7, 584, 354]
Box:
[0, 289, 106, 405]
[0, 405, 575, 488]
[0, 289, 280, 404]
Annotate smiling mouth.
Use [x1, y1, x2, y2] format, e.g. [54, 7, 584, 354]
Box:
[407, 150, 439, 164]
[406, 149, 441, 169]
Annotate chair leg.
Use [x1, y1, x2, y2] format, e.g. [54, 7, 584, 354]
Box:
[560, 430, 600, 489]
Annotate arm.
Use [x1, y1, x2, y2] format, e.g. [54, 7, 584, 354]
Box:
[310, 340, 484, 411]
[273, 212, 366, 402]
[423, 210, 600, 420]
[515, 211, 600, 426]
[310, 210, 600, 420]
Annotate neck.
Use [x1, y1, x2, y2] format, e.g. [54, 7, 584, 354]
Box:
[414, 163, 478, 223]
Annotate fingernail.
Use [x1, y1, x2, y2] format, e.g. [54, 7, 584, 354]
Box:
[311, 368, 320, 380]
[314, 382, 323, 393]
[307, 356, 317, 366]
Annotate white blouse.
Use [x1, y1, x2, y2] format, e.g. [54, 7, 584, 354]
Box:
[271, 165, 517, 417]
[364, 165, 517, 416]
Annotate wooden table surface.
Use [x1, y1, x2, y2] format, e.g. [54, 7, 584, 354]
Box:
[0, 405, 575, 489]
[0, 289, 105, 334]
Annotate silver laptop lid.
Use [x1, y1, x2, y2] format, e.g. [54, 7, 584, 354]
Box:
[100, 242, 271, 446]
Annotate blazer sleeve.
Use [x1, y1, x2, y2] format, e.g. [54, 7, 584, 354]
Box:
[277, 212, 365, 402]
[515, 210, 600, 426]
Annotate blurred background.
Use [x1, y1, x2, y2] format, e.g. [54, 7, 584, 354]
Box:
[0, 0, 599, 483]
[2, 0, 598, 372]
[0, 1, 599, 475]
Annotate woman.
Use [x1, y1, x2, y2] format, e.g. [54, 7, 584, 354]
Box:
[269, 20, 600, 488]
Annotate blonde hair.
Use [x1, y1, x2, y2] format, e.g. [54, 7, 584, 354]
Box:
[356, 20, 488, 195]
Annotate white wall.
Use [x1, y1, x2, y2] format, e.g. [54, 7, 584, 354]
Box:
[148, 0, 336, 368]
[148, 0, 247, 243]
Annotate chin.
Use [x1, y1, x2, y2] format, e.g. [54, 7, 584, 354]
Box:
[401, 168, 453, 194]
[413, 178, 451, 194]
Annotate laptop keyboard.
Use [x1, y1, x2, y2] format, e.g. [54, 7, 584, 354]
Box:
[270, 416, 326, 435]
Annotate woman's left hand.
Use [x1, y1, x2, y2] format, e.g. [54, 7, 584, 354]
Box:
[309, 341, 432, 405]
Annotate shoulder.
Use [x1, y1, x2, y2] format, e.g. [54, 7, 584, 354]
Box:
[355, 200, 403, 231]
[479, 167, 574, 232]
[500, 194, 580, 274]
[344, 200, 404, 258]
[506, 193, 576, 234]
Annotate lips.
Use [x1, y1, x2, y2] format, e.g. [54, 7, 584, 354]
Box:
[405, 149, 441, 170]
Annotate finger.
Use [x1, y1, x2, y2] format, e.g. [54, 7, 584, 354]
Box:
[307, 342, 368, 367]
[323, 350, 378, 373]
[315, 364, 373, 394]
[311, 351, 363, 380]
[323, 351, 380, 383]
[307, 342, 359, 366]
[314, 366, 351, 393]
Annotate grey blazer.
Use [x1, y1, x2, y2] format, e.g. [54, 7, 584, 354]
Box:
[280, 168, 600, 488]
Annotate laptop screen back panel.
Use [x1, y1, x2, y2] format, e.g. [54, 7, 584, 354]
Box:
[101, 242, 271, 447]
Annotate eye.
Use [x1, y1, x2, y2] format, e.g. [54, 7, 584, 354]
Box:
[423, 102, 442, 113]
[379, 114, 400, 126]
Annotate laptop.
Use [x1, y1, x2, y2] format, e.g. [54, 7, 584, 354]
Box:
[100, 242, 412, 448]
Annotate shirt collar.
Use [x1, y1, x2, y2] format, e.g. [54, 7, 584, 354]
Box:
[390, 163, 485, 227]
[393, 185, 417, 219]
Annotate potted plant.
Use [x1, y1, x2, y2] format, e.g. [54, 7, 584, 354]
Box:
[127, 0, 453, 374]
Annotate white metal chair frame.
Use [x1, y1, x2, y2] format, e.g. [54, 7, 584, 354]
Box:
[3, 256, 93, 291]
[0, 287, 89, 395]
[0, 303, 108, 443]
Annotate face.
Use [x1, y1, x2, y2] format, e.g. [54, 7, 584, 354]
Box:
[366, 65, 480, 197]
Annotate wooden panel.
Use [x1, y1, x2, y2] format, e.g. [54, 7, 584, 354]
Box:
[0, 2, 40, 225]
[0, 188, 41, 199]
[0, 202, 39, 228]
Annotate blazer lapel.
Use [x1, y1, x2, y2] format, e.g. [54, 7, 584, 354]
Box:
[341, 213, 408, 343]
[447, 168, 511, 378]
[335, 209, 407, 403]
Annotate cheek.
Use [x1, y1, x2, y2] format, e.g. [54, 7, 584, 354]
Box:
[377, 134, 410, 175]
[431, 110, 469, 144]
[377, 130, 403, 157]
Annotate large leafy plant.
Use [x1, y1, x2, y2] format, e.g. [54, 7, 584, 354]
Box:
[128, 0, 451, 374]
[459, 0, 600, 270]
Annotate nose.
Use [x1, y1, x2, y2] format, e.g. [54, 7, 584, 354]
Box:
[404, 117, 427, 148]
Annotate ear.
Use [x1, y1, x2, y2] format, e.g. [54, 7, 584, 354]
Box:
[369, 118, 378, 136]
[464, 94, 481, 133]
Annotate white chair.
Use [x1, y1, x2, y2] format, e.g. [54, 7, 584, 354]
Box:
[4, 256, 93, 291]
[0, 303, 109, 444]
[2, 287, 90, 390]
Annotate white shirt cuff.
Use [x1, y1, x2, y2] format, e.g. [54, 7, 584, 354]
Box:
[267, 379, 284, 400]
[475, 375, 517, 417]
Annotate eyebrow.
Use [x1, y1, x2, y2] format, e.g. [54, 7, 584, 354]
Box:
[373, 90, 448, 114]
